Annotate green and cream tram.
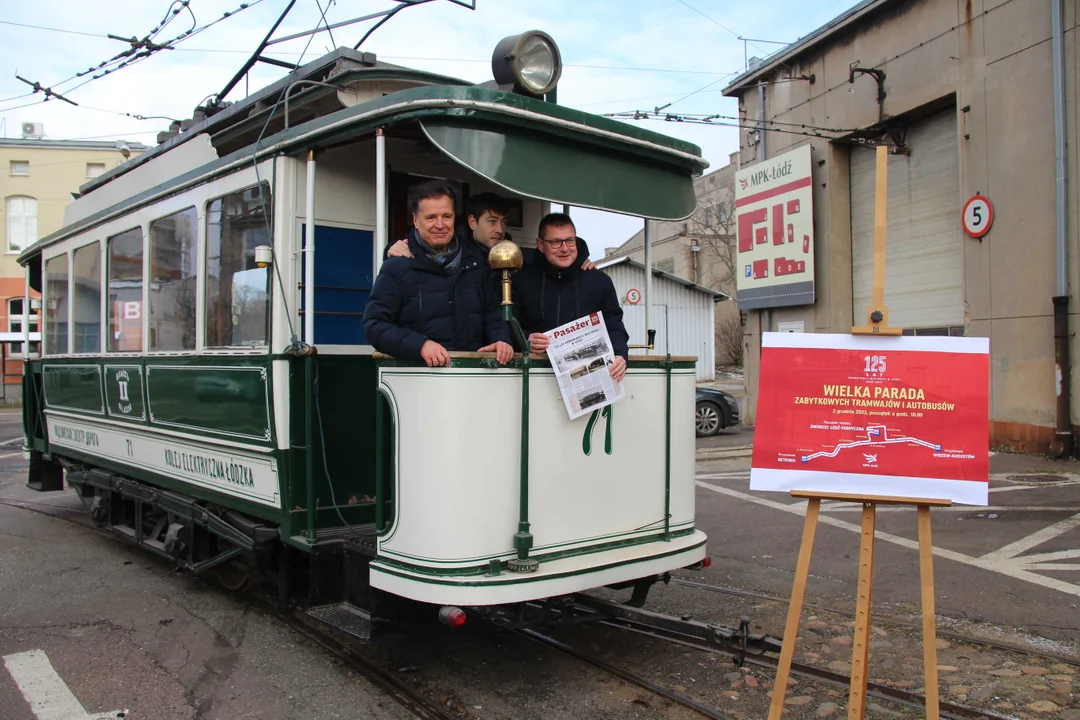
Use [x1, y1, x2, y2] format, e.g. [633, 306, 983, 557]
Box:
[19, 32, 710, 623]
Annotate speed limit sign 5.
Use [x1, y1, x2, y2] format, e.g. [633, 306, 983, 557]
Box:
[626, 288, 641, 305]
[962, 195, 993, 238]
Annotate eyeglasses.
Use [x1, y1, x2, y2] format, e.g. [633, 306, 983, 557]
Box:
[541, 237, 578, 249]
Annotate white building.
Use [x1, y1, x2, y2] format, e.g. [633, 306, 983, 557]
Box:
[597, 256, 729, 381]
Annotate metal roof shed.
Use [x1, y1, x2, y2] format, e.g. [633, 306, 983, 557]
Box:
[596, 256, 729, 381]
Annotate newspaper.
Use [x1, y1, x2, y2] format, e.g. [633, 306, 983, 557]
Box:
[545, 311, 625, 420]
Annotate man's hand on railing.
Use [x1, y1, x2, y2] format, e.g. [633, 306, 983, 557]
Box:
[420, 340, 451, 367]
[478, 340, 514, 365]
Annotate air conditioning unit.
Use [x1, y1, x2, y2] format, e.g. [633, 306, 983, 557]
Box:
[21, 122, 44, 139]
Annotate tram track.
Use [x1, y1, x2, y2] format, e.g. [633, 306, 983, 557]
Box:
[518, 628, 738, 720]
[0, 496, 459, 720]
[0, 494, 1061, 719]
[673, 576, 1080, 668]
[567, 600, 1014, 720]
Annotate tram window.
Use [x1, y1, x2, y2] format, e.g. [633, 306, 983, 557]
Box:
[72, 242, 102, 353]
[205, 184, 271, 348]
[150, 207, 197, 351]
[44, 255, 69, 355]
[107, 228, 144, 353]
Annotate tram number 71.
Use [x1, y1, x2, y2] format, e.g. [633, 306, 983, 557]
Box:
[582, 406, 613, 456]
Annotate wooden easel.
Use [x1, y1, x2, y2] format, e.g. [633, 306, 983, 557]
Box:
[766, 146, 953, 720]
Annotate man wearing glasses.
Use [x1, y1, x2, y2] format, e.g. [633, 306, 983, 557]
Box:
[512, 213, 629, 382]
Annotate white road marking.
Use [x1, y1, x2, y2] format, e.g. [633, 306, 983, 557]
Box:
[4, 649, 126, 719]
[989, 479, 1080, 493]
[0, 436, 25, 446]
[980, 513, 1080, 561]
[0, 451, 25, 459]
[696, 480, 1080, 598]
[1015, 548, 1080, 563]
[817, 505, 1080, 514]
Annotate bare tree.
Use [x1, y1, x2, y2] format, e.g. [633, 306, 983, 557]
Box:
[715, 311, 744, 368]
[684, 174, 743, 367]
[686, 178, 738, 297]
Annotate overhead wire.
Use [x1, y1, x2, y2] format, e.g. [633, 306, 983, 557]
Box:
[0, 19, 736, 78]
[0, 0, 264, 114]
[609, 112, 839, 140]
[313, 0, 337, 48]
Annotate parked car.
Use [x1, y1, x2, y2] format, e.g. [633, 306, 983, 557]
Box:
[695, 387, 740, 437]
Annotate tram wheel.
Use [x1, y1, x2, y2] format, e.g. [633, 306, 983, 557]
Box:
[213, 557, 251, 591]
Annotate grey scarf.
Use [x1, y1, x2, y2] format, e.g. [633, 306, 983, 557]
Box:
[414, 229, 463, 275]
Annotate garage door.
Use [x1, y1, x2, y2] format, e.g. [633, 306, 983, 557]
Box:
[850, 109, 963, 329]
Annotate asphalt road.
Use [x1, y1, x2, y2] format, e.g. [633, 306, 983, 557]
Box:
[1, 410, 1078, 719]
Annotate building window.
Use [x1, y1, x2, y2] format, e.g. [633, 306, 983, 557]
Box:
[150, 207, 198, 351]
[73, 242, 102, 353]
[107, 228, 143, 352]
[902, 326, 965, 337]
[206, 184, 271, 348]
[6, 196, 38, 252]
[45, 255, 69, 355]
[9, 161, 28, 176]
[8, 298, 40, 358]
[653, 257, 676, 274]
[86, 162, 106, 178]
[704, 207, 714, 228]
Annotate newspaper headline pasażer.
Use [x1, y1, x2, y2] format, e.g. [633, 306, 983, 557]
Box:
[545, 311, 625, 420]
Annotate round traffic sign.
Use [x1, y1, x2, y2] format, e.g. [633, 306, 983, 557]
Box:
[626, 288, 641, 305]
[962, 195, 993, 238]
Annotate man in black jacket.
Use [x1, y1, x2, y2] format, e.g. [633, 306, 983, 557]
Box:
[512, 213, 629, 381]
[362, 181, 513, 367]
[385, 192, 598, 270]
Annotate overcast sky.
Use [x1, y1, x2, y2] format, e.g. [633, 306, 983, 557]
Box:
[0, 0, 855, 251]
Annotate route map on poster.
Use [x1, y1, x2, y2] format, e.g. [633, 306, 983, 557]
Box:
[750, 332, 990, 505]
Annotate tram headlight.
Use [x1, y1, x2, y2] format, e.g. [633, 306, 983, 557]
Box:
[491, 31, 562, 97]
[255, 245, 273, 269]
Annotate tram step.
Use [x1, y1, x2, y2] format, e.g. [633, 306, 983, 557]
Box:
[306, 602, 372, 643]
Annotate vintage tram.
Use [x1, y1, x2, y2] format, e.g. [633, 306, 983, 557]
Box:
[18, 30, 710, 630]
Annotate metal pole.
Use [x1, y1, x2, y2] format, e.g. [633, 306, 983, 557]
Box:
[1052, 0, 1073, 457]
[1053, 0, 1067, 298]
[22, 265, 29, 358]
[508, 352, 537, 573]
[644, 219, 654, 354]
[305, 151, 316, 345]
[375, 129, 387, 278]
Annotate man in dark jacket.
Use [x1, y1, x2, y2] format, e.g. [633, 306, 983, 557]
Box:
[362, 181, 513, 367]
[512, 213, 629, 381]
[385, 192, 598, 270]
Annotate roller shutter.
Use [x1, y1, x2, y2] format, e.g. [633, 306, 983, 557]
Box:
[850, 109, 963, 328]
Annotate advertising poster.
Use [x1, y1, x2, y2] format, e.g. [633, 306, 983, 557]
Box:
[750, 332, 990, 505]
[735, 143, 815, 310]
[545, 311, 625, 420]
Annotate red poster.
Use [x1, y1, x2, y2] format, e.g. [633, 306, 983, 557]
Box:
[750, 333, 990, 505]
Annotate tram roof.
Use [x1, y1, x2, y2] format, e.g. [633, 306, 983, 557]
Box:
[78, 47, 471, 196]
[23, 55, 708, 263]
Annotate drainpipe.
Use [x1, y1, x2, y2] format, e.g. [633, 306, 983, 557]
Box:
[758, 82, 771, 337]
[1051, 0, 1072, 458]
